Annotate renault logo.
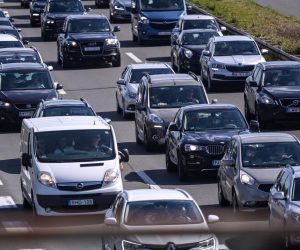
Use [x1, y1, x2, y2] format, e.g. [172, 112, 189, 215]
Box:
[166, 243, 176, 250]
[76, 183, 84, 190]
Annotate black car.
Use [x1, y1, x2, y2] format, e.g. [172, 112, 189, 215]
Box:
[21, 0, 31, 8]
[95, 0, 109, 8]
[171, 29, 221, 73]
[109, 0, 131, 23]
[244, 61, 300, 127]
[41, 0, 88, 40]
[135, 73, 209, 151]
[165, 104, 259, 181]
[0, 47, 43, 64]
[0, 63, 63, 124]
[30, 0, 47, 26]
[57, 15, 121, 68]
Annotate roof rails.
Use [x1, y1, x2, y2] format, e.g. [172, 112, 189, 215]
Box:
[188, 71, 199, 82]
[80, 98, 89, 107]
[175, 188, 191, 199]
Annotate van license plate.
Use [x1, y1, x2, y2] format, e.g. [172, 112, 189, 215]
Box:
[287, 107, 300, 113]
[212, 160, 221, 167]
[19, 111, 34, 117]
[68, 199, 94, 206]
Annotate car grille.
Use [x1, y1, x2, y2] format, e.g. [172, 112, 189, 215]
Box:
[141, 242, 201, 250]
[56, 181, 102, 191]
[14, 103, 37, 110]
[206, 145, 225, 155]
[79, 41, 104, 56]
[55, 19, 65, 29]
[279, 98, 300, 108]
[149, 20, 177, 30]
[125, 7, 131, 12]
[226, 65, 255, 72]
[258, 184, 273, 193]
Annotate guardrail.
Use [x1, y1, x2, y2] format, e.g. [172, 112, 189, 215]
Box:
[188, 3, 300, 62]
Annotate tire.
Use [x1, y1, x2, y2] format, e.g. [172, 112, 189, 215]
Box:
[177, 59, 184, 73]
[132, 31, 137, 42]
[144, 128, 153, 152]
[57, 49, 62, 65]
[165, 145, 176, 172]
[110, 13, 115, 24]
[21, 180, 31, 209]
[255, 106, 266, 129]
[21, 1, 23, 7]
[137, 34, 144, 46]
[171, 53, 176, 71]
[122, 100, 129, 119]
[116, 94, 121, 113]
[207, 72, 215, 93]
[135, 124, 142, 144]
[232, 190, 240, 215]
[112, 54, 121, 67]
[41, 29, 49, 41]
[218, 181, 229, 206]
[200, 68, 207, 87]
[30, 18, 36, 27]
[177, 154, 187, 181]
[62, 54, 70, 69]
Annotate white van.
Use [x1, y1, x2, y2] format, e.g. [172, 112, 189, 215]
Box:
[20, 116, 129, 216]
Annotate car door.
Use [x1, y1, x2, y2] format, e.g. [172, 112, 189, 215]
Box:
[135, 81, 146, 139]
[116, 66, 129, 106]
[277, 173, 292, 227]
[200, 41, 213, 76]
[57, 19, 68, 58]
[248, 66, 263, 114]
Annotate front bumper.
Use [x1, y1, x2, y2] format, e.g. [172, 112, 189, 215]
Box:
[210, 67, 253, 84]
[138, 23, 174, 41]
[0, 106, 35, 123]
[111, 8, 131, 20]
[147, 123, 169, 145]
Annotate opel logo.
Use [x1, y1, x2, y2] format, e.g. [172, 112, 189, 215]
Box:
[76, 183, 84, 190]
[166, 243, 176, 250]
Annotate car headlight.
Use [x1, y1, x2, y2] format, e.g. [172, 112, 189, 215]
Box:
[38, 172, 56, 188]
[211, 63, 226, 70]
[128, 92, 137, 99]
[291, 212, 300, 224]
[0, 101, 10, 107]
[46, 19, 54, 24]
[139, 16, 149, 24]
[114, 4, 125, 10]
[105, 38, 119, 46]
[191, 237, 216, 250]
[184, 49, 193, 59]
[240, 170, 255, 185]
[122, 240, 144, 250]
[65, 40, 77, 46]
[148, 114, 164, 124]
[260, 95, 275, 105]
[184, 144, 206, 152]
[103, 169, 119, 186]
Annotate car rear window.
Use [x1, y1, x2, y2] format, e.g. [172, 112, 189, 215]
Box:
[43, 107, 94, 117]
[129, 68, 174, 83]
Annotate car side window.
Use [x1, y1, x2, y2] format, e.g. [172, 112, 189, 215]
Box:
[277, 172, 288, 192]
[114, 197, 125, 223]
[283, 174, 292, 198]
[175, 110, 182, 129]
[121, 67, 128, 79]
[254, 67, 262, 84]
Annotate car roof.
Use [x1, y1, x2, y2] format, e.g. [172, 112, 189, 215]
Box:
[124, 189, 192, 202]
[259, 61, 300, 70]
[213, 35, 254, 42]
[237, 132, 297, 144]
[67, 14, 106, 20]
[147, 74, 199, 87]
[130, 63, 171, 70]
[0, 63, 48, 71]
[0, 47, 37, 53]
[42, 99, 89, 108]
[23, 116, 110, 132]
[181, 15, 216, 20]
[181, 103, 239, 112]
[0, 34, 19, 41]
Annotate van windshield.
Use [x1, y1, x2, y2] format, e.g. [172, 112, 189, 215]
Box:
[35, 130, 115, 162]
[141, 0, 184, 11]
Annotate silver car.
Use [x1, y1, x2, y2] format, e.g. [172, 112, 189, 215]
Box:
[103, 188, 219, 250]
[116, 63, 174, 118]
[200, 35, 268, 92]
[218, 132, 300, 213]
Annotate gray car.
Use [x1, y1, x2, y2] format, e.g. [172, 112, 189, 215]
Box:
[218, 132, 300, 213]
[109, 0, 131, 23]
[269, 166, 300, 249]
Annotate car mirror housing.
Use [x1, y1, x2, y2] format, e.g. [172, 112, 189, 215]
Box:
[221, 159, 235, 167]
[261, 49, 268, 54]
[221, 26, 227, 31]
[113, 26, 121, 32]
[202, 50, 210, 57]
[117, 79, 125, 85]
[207, 215, 219, 224]
[119, 148, 129, 163]
[9, 17, 14, 22]
[249, 120, 260, 132]
[56, 83, 64, 90]
[47, 65, 53, 71]
[211, 99, 218, 104]
[22, 39, 29, 45]
[104, 118, 112, 124]
[168, 122, 179, 131]
[104, 217, 117, 226]
[273, 191, 285, 200]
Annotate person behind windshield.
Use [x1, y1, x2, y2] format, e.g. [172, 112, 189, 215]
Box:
[54, 137, 74, 154]
[167, 203, 192, 223]
[269, 145, 296, 165]
[36, 138, 47, 158]
[243, 147, 262, 166]
[184, 89, 199, 104]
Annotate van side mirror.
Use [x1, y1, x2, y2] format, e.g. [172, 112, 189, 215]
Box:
[22, 153, 31, 167]
[119, 148, 129, 163]
[117, 79, 125, 85]
[113, 26, 121, 32]
[104, 217, 118, 226]
[221, 159, 235, 167]
[272, 191, 285, 200]
[202, 50, 210, 57]
[168, 122, 179, 131]
[56, 83, 64, 90]
[249, 120, 260, 132]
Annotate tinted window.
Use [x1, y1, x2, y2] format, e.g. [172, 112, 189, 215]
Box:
[292, 178, 300, 201]
[43, 107, 94, 117]
[0, 52, 40, 64]
[0, 41, 23, 49]
[242, 142, 300, 168]
[149, 86, 207, 108]
[0, 12, 5, 18]
[183, 109, 247, 131]
[129, 68, 173, 83]
[181, 31, 220, 45]
[124, 200, 203, 225]
[35, 130, 115, 162]
[68, 19, 110, 33]
[0, 30, 20, 39]
[0, 20, 11, 26]
[183, 19, 218, 30]
[141, 0, 184, 11]
[48, 0, 84, 13]
[263, 69, 300, 87]
[33, 0, 47, 7]
[214, 41, 259, 56]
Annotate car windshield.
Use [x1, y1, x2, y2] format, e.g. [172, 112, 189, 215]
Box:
[43, 107, 95, 117]
[0, 52, 40, 64]
[0, 30, 20, 39]
[0, 20, 10, 26]
[242, 142, 300, 168]
[0, 71, 52, 90]
[68, 19, 110, 33]
[35, 130, 115, 163]
[141, 0, 184, 11]
[124, 200, 204, 225]
[149, 86, 207, 108]
[0, 12, 5, 18]
[48, 0, 84, 13]
[129, 68, 173, 83]
[263, 69, 300, 87]
[214, 41, 259, 56]
[33, 0, 47, 8]
[183, 109, 247, 131]
[182, 31, 220, 45]
[183, 19, 219, 30]
[292, 178, 300, 201]
[0, 41, 23, 49]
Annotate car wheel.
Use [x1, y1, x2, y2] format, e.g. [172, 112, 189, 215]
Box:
[177, 154, 187, 181]
[112, 54, 121, 67]
[232, 190, 240, 215]
[122, 100, 129, 119]
[21, 180, 31, 209]
[137, 34, 144, 46]
[144, 128, 153, 152]
[31, 191, 38, 216]
[62, 54, 70, 69]
[21, 1, 23, 7]
[255, 106, 266, 129]
[165, 145, 176, 172]
[132, 30, 137, 42]
[207, 72, 215, 93]
[57, 49, 62, 65]
[171, 53, 176, 71]
[218, 181, 229, 206]
[41, 29, 49, 41]
[200, 67, 207, 87]
[110, 13, 115, 24]
[135, 124, 142, 144]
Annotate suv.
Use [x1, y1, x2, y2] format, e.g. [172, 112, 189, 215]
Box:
[0, 63, 63, 124]
[0, 47, 43, 64]
[41, 0, 88, 40]
[171, 14, 226, 45]
[30, 0, 47, 26]
[57, 15, 121, 69]
[116, 63, 175, 118]
[135, 73, 208, 151]
[244, 61, 300, 127]
[269, 166, 300, 249]
[200, 35, 267, 92]
[32, 98, 97, 117]
[218, 133, 300, 213]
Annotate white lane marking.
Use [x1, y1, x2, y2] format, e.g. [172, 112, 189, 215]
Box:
[126, 52, 142, 63]
[136, 171, 160, 190]
[0, 196, 17, 208]
[0, 179, 3, 185]
[2, 221, 32, 233]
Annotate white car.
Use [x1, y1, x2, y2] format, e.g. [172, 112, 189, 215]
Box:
[103, 189, 219, 250]
[0, 34, 26, 48]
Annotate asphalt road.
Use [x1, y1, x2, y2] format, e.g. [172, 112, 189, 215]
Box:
[0, 0, 298, 249]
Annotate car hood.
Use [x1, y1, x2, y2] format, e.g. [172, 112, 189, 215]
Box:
[0, 89, 57, 104]
[182, 45, 206, 54]
[289, 201, 300, 212]
[69, 32, 114, 41]
[46, 13, 84, 20]
[213, 55, 265, 65]
[127, 83, 139, 94]
[241, 168, 282, 183]
[37, 159, 117, 183]
[151, 108, 179, 123]
[262, 86, 300, 99]
[116, 0, 131, 7]
[141, 10, 184, 21]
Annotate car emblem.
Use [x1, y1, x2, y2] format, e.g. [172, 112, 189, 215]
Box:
[163, 20, 167, 24]
[76, 183, 84, 190]
[26, 104, 31, 109]
[88, 42, 97, 47]
[166, 243, 176, 250]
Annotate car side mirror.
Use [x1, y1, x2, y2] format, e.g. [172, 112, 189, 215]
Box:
[249, 80, 258, 88]
[211, 99, 218, 104]
[47, 65, 53, 71]
[117, 79, 125, 85]
[22, 153, 31, 167]
[221, 26, 227, 31]
[135, 103, 145, 111]
[168, 122, 179, 132]
[207, 215, 219, 224]
[104, 118, 112, 124]
[22, 39, 29, 45]
[86, 7, 91, 12]
[56, 83, 64, 90]
[104, 217, 118, 226]
[249, 120, 260, 132]
[113, 26, 121, 32]
[9, 17, 14, 22]
[221, 159, 235, 167]
[261, 49, 268, 54]
[119, 149, 129, 163]
[273, 191, 285, 200]
[202, 50, 210, 57]
[17, 28, 22, 32]
[187, 5, 193, 11]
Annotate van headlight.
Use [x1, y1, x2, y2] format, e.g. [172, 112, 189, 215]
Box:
[121, 240, 143, 250]
[184, 49, 193, 58]
[191, 237, 216, 250]
[103, 169, 119, 186]
[139, 16, 149, 24]
[38, 172, 56, 188]
[240, 170, 255, 186]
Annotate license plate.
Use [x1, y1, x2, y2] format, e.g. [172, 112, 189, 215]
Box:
[67, 199, 94, 206]
[287, 107, 300, 113]
[158, 32, 171, 36]
[232, 72, 251, 77]
[84, 47, 101, 51]
[19, 111, 34, 117]
[212, 160, 221, 167]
